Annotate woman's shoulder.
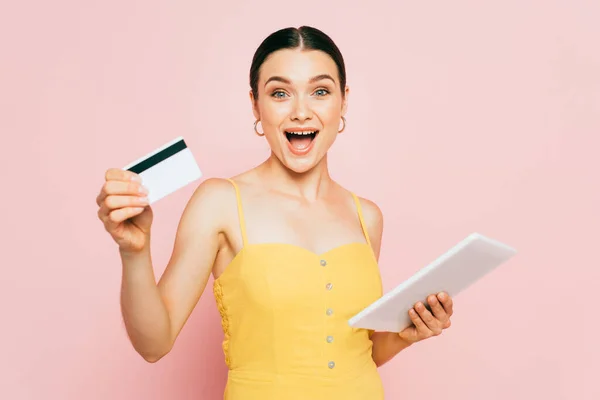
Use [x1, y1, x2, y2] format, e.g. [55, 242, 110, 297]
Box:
[188, 177, 237, 204]
[336, 184, 384, 243]
[334, 182, 383, 225]
[356, 194, 384, 233]
[184, 170, 260, 210]
[180, 177, 239, 223]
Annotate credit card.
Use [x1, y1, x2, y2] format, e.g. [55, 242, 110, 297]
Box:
[122, 136, 202, 204]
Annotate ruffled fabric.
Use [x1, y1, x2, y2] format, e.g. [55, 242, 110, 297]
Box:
[213, 280, 231, 367]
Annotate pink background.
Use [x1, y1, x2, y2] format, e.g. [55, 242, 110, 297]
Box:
[2, 1, 598, 399]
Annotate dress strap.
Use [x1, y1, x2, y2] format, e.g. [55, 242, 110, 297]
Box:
[226, 178, 248, 247]
[351, 192, 372, 249]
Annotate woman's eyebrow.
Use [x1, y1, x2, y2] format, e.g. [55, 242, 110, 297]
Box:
[264, 74, 336, 87]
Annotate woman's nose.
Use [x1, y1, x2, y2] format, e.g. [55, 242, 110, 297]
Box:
[290, 97, 313, 121]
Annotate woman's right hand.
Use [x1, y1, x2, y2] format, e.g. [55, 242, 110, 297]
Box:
[96, 168, 153, 253]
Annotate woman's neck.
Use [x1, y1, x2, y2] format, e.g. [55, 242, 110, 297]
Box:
[256, 153, 335, 202]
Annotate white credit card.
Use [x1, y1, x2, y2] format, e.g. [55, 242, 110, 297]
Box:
[122, 136, 202, 204]
[348, 233, 517, 332]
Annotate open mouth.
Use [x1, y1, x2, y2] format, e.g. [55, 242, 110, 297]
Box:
[285, 130, 319, 153]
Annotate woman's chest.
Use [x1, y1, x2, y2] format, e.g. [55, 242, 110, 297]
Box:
[227, 243, 383, 318]
[240, 198, 367, 255]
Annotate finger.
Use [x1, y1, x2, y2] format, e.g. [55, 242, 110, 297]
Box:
[428, 294, 448, 321]
[108, 206, 146, 224]
[98, 202, 120, 231]
[415, 302, 442, 335]
[437, 292, 454, 316]
[104, 195, 149, 210]
[408, 307, 431, 335]
[97, 202, 109, 221]
[96, 191, 104, 207]
[97, 180, 148, 206]
[98, 190, 148, 221]
[105, 168, 142, 183]
[101, 209, 119, 232]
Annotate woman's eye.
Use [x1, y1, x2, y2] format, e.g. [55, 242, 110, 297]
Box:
[271, 91, 287, 99]
[314, 89, 329, 96]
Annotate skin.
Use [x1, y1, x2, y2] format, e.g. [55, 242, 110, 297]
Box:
[96, 47, 453, 366]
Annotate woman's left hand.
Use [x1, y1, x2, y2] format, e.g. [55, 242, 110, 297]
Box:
[397, 292, 454, 346]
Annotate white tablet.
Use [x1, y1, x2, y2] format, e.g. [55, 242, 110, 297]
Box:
[348, 233, 517, 333]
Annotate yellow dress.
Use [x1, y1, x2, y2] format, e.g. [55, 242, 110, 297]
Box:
[213, 179, 385, 399]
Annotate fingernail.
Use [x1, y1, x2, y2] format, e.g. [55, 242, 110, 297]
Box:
[140, 197, 149, 204]
[131, 174, 142, 183]
[139, 185, 149, 194]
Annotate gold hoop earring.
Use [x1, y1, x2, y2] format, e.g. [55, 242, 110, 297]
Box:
[338, 116, 346, 133]
[254, 120, 265, 136]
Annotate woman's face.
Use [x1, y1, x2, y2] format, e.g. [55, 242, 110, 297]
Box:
[251, 48, 349, 174]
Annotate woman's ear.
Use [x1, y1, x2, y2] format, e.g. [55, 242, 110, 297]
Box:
[341, 85, 350, 116]
[249, 90, 260, 120]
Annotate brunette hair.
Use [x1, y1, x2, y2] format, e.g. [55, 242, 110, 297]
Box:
[249, 26, 347, 99]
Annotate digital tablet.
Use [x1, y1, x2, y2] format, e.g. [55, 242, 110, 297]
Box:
[348, 233, 517, 333]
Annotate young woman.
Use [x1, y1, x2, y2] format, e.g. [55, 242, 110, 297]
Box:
[96, 26, 454, 399]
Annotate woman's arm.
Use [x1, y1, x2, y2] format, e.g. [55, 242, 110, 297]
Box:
[120, 178, 232, 362]
[356, 197, 412, 366]
[359, 196, 453, 367]
[370, 332, 413, 367]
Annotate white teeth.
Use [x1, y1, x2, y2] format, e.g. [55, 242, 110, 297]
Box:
[286, 131, 316, 135]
